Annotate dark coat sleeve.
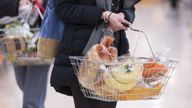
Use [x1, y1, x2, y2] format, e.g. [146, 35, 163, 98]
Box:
[121, 7, 135, 23]
[55, 0, 104, 25]
[120, 0, 140, 23]
[0, 0, 19, 18]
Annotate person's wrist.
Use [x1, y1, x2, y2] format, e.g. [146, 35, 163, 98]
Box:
[101, 11, 106, 20]
[101, 11, 112, 23]
[108, 12, 113, 23]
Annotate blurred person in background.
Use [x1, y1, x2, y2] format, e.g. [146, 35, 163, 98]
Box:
[170, 0, 179, 9]
[0, 0, 50, 108]
[0, 0, 47, 26]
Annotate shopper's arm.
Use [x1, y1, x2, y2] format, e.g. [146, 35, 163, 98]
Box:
[120, 0, 140, 23]
[120, 7, 135, 23]
[55, 0, 104, 25]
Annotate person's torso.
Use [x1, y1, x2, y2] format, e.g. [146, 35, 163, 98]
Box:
[51, 0, 128, 87]
[58, 0, 125, 53]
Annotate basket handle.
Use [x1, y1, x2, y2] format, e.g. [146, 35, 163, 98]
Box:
[127, 23, 155, 59]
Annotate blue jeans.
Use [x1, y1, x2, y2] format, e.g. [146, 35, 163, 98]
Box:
[14, 65, 50, 108]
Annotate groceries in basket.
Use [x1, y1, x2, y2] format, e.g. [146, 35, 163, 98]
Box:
[77, 33, 167, 99]
[142, 59, 168, 87]
[0, 36, 27, 54]
[69, 28, 178, 101]
[78, 35, 142, 93]
[0, 21, 53, 65]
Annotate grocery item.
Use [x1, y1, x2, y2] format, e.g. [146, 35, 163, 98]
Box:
[0, 36, 27, 54]
[78, 35, 117, 90]
[86, 35, 117, 63]
[95, 82, 163, 100]
[142, 60, 168, 87]
[143, 61, 168, 78]
[115, 84, 163, 100]
[101, 59, 142, 93]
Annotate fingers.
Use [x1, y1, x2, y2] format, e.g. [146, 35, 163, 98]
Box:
[118, 23, 128, 31]
[119, 18, 130, 26]
[116, 18, 129, 30]
[109, 23, 127, 32]
[108, 13, 131, 32]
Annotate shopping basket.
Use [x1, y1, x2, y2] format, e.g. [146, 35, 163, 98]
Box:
[69, 27, 178, 102]
[0, 28, 53, 66]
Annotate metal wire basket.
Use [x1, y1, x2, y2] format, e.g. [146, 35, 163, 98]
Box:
[0, 28, 53, 65]
[69, 27, 178, 102]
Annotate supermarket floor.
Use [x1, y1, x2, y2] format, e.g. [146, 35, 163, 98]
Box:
[1, 1, 192, 108]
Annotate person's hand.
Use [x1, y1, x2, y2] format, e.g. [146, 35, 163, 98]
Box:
[108, 13, 129, 32]
[118, 12, 125, 19]
[19, 0, 31, 6]
[101, 11, 130, 32]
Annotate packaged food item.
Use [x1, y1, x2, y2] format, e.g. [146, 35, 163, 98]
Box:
[0, 36, 27, 54]
[86, 35, 117, 63]
[78, 35, 117, 91]
[142, 59, 168, 87]
[116, 84, 163, 100]
[99, 59, 142, 93]
[143, 61, 168, 78]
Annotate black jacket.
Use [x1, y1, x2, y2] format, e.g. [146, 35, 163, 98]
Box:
[51, 0, 140, 95]
[0, 0, 19, 18]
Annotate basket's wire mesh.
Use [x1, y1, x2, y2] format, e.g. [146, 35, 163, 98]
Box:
[69, 56, 178, 101]
[0, 28, 53, 65]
